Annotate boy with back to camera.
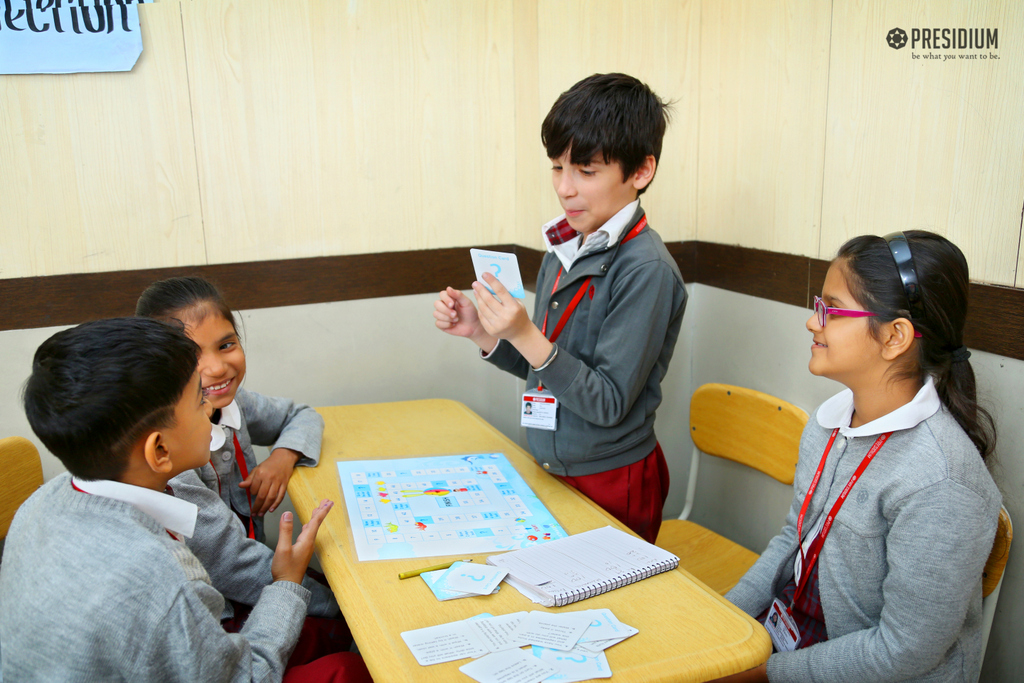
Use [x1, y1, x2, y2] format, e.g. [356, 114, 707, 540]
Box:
[0, 318, 370, 682]
[434, 73, 687, 543]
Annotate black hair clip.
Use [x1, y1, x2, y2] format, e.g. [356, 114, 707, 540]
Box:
[883, 232, 925, 320]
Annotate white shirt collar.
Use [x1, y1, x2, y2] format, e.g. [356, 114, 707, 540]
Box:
[209, 399, 242, 450]
[542, 199, 640, 272]
[816, 376, 941, 437]
[71, 477, 198, 539]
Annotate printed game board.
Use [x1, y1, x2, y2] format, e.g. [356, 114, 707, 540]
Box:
[337, 453, 567, 561]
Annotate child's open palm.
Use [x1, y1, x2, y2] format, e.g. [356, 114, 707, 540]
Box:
[271, 499, 332, 585]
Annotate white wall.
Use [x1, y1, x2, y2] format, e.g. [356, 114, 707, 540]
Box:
[1, 284, 1019, 680]
[0, 292, 527, 484]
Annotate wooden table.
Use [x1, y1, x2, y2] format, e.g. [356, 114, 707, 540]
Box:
[288, 399, 770, 682]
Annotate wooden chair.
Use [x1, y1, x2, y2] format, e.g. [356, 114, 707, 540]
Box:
[656, 383, 808, 594]
[980, 506, 1012, 665]
[0, 436, 44, 540]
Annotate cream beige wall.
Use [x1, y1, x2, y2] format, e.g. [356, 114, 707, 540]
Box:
[3, 0, 1023, 285]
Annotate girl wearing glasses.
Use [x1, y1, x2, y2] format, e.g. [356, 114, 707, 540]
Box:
[718, 231, 1000, 683]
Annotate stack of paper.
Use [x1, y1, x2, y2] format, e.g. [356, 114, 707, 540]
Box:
[487, 526, 679, 607]
[401, 608, 637, 683]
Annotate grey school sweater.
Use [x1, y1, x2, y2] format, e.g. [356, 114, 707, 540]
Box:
[170, 466, 339, 620]
[726, 406, 1001, 683]
[210, 387, 324, 543]
[485, 206, 687, 476]
[0, 474, 310, 682]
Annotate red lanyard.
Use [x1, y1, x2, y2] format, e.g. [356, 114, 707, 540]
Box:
[537, 216, 647, 391]
[791, 428, 891, 606]
[232, 433, 257, 540]
[540, 215, 648, 342]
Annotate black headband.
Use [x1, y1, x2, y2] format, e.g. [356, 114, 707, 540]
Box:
[883, 232, 925, 320]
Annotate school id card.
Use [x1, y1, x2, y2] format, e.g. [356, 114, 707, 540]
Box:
[522, 391, 557, 431]
[470, 249, 526, 299]
[765, 598, 800, 652]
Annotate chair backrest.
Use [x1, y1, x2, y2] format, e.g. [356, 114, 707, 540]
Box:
[980, 506, 1012, 666]
[983, 506, 1012, 598]
[689, 383, 808, 485]
[0, 436, 44, 539]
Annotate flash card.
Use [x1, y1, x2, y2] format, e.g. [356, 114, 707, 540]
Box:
[470, 249, 526, 299]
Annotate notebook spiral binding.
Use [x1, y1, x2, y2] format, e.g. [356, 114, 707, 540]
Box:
[552, 562, 676, 607]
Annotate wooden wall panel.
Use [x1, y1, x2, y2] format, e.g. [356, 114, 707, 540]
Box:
[820, 0, 1024, 286]
[1019, 216, 1024, 289]
[511, 0, 545, 252]
[697, 0, 832, 257]
[529, 0, 700, 249]
[180, 0, 517, 265]
[0, 2, 204, 279]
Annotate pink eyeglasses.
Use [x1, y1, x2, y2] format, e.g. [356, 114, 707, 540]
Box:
[813, 296, 922, 337]
[813, 296, 876, 327]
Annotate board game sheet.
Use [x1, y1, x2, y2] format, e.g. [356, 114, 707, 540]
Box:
[337, 453, 567, 561]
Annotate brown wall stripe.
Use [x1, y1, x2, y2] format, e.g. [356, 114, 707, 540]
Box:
[2, 242, 1021, 361]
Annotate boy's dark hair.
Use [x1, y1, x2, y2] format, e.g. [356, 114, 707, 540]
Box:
[837, 230, 995, 460]
[541, 73, 672, 195]
[136, 276, 238, 334]
[23, 318, 200, 481]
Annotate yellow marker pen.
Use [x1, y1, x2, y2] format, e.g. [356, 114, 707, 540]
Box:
[398, 559, 473, 580]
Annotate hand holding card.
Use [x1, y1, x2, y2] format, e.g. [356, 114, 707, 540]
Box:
[470, 249, 526, 300]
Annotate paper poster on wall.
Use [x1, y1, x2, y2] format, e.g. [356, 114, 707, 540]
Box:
[0, 1, 152, 74]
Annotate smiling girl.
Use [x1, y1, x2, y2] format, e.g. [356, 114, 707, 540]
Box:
[137, 276, 325, 544]
[719, 231, 1000, 682]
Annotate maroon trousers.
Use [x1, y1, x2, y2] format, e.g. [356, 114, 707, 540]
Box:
[223, 573, 372, 683]
[556, 442, 670, 544]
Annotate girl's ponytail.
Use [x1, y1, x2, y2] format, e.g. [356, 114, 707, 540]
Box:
[936, 353, 995, 459]
[837, 230, 995, 460]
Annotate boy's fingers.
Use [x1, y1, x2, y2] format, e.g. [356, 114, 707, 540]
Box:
[471, 281, 497, 309]
[309, 499, 333, 525]
[296, 500, 333, 546]
[481, 272, 510, 297]
[275, 511, 295, 552]
[433, 302, 457, 321]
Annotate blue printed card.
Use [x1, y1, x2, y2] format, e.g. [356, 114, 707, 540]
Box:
[421, 562, 500, 601]
[470, 249, 526, 299]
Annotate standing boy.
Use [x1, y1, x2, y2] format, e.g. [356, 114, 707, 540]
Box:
[0, 318, 369, 682]
[434, 73, 687, 543]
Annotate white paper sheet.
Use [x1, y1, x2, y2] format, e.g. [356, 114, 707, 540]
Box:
[531, 645, 613, 681]
[0, 2, 144, 74]
[510, 611, 592, 651]
[400, 621, 488, 665]
[459, 649, 556, 683]
[468, 612, 530, 652]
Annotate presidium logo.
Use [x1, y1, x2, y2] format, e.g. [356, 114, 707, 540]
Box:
[886, 26, 999, 60]
[887, 28, 908, 50]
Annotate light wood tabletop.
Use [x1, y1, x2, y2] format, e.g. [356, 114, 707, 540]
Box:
[287, 399, 771, 682]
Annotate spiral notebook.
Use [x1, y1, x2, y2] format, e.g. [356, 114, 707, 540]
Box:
[486, 526, 680, 607]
